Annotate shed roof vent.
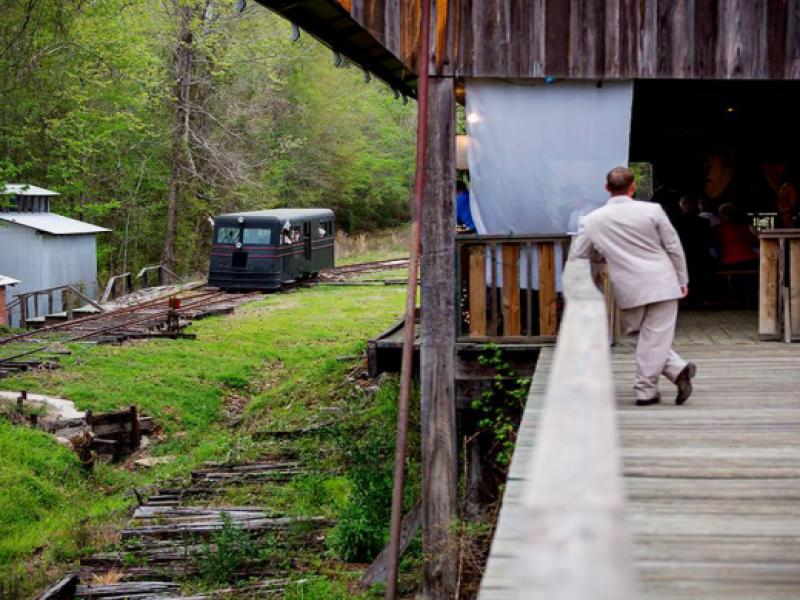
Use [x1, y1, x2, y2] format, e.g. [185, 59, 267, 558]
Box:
[1, 184, 59, 213]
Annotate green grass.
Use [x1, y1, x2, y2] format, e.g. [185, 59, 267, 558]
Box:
[0, 284, 406, 586]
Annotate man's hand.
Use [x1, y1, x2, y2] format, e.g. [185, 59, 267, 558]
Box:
[680, 285, 689, 298]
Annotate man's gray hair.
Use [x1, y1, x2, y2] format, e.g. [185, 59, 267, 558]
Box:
[606, 167, 635, 195]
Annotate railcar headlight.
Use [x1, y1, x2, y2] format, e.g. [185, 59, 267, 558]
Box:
[235, 242, 242, 249]
[237, 216, 244, 223]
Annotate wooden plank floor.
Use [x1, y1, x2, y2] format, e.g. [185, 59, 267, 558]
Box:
[480, 310, 800, 599]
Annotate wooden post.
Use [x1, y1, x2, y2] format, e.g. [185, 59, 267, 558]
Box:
[759, 238, 779, 339]
[538, 242, 557, 335]
[20, 293, 27, 326]
[468, 246, 487, 336]
[0, 286, 6, 326]
[790, 240, 800, 339]
[420, 75, 458, 600]
[130, 405, 141, 450]
[502, 244, 521, 335]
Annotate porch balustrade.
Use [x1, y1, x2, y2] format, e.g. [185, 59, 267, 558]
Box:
[759, 229, 800, 342]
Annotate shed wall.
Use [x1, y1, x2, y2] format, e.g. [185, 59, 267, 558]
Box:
[334, 0, 800, 80]
[0, 222, 99, 323]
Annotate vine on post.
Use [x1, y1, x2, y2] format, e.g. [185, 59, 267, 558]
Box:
[470, 345, 530, 468]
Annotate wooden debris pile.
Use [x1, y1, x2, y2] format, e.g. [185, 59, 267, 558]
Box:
[0, 357, 61, 380]
[0, 391, 155, 464]
[34, 458, 325, 598]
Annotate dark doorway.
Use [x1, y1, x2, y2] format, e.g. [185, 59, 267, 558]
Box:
[629, 80, 800, 308]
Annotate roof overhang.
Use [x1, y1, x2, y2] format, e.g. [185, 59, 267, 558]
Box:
[0, 212, 110, 235]
[253, 0, 417, 98]
[2, 184, 60, 196]
[0, 275, 20, 287]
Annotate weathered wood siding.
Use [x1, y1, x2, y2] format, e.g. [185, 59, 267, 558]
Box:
[334, 0, 800, 79]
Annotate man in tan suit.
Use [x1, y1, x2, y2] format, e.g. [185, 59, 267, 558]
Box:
[571, 167, 696, 406]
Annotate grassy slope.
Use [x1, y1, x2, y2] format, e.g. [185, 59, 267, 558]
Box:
[0, 283, 405, 585]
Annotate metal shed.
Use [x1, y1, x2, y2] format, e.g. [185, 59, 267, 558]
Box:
[0, 184, 110, 325]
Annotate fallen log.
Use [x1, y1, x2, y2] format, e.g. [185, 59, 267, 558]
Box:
[121, 515, 330, 540]
[75, 580, 178, 598]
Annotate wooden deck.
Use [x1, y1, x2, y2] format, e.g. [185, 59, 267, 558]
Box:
[481, 309, 800, 599]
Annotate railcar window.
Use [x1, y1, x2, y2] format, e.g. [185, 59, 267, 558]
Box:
[319, 221, 333, 237]
[243, 228, 271, 245]
[216, 227, 240, 244]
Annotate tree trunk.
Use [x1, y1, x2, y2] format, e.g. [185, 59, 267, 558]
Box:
[162, 3, 194, 269]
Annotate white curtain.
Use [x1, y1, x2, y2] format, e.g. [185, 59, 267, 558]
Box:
[465, 79, 633, 289]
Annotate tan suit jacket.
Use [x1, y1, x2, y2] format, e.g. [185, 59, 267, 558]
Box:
[571, 196, 689, 309]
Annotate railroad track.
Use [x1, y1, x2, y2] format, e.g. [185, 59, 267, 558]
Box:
[324, 257, 409, 276]
[0, 257, 410, 356]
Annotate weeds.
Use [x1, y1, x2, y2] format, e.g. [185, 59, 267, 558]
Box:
[334, 226, 409, 265]
[195, 513, 256, 584]
[471, 345, 529, 467]
[328, 378, 420, 564]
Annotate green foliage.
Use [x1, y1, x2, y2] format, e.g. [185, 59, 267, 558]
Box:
[0, 282, 405, 580]
[0, 0, 414, 278]
[328, 380, 419, 563]
[471, 345, 530, 466]
[0, 421, 130, 567]
[195, 512, 257, 584]
[284, 577, 375, 600]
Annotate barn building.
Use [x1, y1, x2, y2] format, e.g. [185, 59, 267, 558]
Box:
[253, 2, 800, 599]
[0, 184, 109, 325]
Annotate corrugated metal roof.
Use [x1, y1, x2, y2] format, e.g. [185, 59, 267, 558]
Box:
[0, 212, 110, 235]
[0, 275, 20, 287]
[2, 184, 60, 196]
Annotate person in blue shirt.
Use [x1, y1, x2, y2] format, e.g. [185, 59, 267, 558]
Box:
[456, 179, 476, 231]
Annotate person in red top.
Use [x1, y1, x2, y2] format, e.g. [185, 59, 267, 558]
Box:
[716, 202, 759, 269]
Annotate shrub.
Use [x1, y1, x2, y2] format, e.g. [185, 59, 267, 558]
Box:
[328, 379, 418, 563]
[195, 512, 256, 584]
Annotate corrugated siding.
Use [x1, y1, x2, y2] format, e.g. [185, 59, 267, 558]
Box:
[0, 222, 99, 324]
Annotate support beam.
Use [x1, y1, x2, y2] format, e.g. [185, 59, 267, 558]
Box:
[0, 287, 6, 326]
[421, 75, 458, 600]
[759, 237, 779, 339]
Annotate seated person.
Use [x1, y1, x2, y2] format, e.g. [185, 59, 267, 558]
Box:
[676, 195, 713, 302]
[717, 203, 759, 270]
[698, 197, 721, 227]
[776, 181, 800, 229]
[281, 224, 293, 245]
[456, 180, 476, 231]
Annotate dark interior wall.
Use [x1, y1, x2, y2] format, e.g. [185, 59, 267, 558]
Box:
[629, 79, 800, 215]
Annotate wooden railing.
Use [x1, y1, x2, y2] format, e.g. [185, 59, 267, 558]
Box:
[137, 264, 179, 289]
[505, 258, 638, 598]
[457, 235, 571, 343]
[759, 229, 800, 342]
[5, 284, 103, 326]
[101, 264, 180, 303]
[101, 272, 133, 303]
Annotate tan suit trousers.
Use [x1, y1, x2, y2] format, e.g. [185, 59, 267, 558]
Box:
[620, 299, 687, 401]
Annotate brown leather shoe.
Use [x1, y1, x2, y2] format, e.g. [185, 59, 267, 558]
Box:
[676, 363, 697, 405]
[636, 394, 661, 407]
